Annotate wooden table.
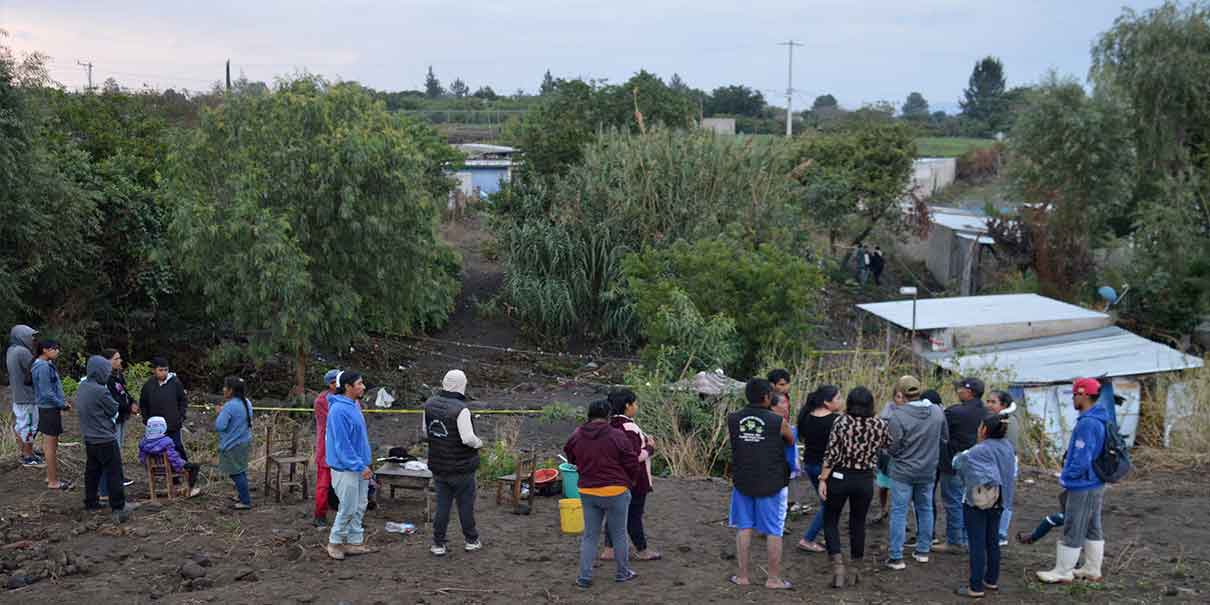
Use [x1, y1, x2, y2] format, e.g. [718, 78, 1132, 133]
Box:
[374, 462, 434, 521]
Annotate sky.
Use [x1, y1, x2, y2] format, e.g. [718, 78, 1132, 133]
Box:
[2, 0, 1169, 113]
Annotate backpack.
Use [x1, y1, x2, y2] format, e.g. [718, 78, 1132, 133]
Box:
[1092, 419, 1132, 483]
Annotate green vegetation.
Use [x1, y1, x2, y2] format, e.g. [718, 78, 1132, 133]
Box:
[914, 136, 997, 158]
[539, 401, 579, 423]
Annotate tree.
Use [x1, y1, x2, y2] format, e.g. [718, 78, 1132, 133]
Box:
[162, 76, 460, 394]
[504, 78, 603, 176]
[668, 73, 689, 93]
[1091, 1, 1210, 332]
[901, 92, 929, 120]
[705, 85, 766, 117]
[449, 77, 469, 98]
[1005, 73, 1136, 299]
[960, 56, 1007, 133]
[424, 66, 443, 98]
[812, 94, 839, 111]
[472, 85, 497, 100]
[539, 69, 556, 95]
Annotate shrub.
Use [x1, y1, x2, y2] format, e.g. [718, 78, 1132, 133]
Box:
[956, 143, 1004, 182]
[629, 363, 738, 477]
[539, 401, 579, 423]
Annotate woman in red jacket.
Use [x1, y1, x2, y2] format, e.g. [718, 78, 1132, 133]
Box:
[601, 388, 661, 562]
[564, 399, 642, 589]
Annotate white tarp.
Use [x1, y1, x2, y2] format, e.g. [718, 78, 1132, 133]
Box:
[1022, 379, 1140, 455]
[1165, 383, 1196, 448]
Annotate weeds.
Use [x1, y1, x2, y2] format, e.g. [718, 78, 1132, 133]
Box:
[477, 416, 521, 480]
[539, 402, 578, 424]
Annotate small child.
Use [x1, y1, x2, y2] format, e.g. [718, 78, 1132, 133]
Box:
[139, 416, 200, 497]
[1017, 491, 1067, 545]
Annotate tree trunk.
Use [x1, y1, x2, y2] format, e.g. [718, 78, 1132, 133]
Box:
[292, 343, 306, 397]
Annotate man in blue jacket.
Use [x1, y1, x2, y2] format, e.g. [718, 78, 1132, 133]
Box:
[32, 340, 71, 490]
[324, 371, 379, 561]
[1037, 377, 1109, 584]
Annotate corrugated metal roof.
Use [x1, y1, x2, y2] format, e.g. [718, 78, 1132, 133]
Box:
[858, 294, 1108, 330]
[931, 210, 989, 234]
[921, 327, 1205, 384]
[955, 232, 996, 244]
[456, 143, 517, 156]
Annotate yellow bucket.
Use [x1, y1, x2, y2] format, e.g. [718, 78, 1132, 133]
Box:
[559, 498, 584, 535]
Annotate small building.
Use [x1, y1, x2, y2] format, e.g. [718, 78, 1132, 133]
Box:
[923, 207, 994, 295]
[858, 294, 1205, 450]
[452, 143, 516, 199]
[700, 118, 736, 135]
[911, 158, 957, 199]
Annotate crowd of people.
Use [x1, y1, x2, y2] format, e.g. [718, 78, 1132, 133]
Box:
[8, 321, 1121, 595]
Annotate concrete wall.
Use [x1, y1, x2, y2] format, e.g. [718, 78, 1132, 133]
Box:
[911, 158, 957, 199]
[701, 118, 736, 135]
[946, 316, 1115, 349]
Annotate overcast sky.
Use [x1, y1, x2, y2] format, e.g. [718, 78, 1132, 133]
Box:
[3, 0, 1167, 112]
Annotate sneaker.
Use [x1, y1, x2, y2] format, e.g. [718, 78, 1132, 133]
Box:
[188, 487, 203, 498]
[464, 540, 483, 552]
[912, 552, 930, 563]
[616, 569, 639, 583]
[111, 508, 130, 524]
[430, 544, 448, 557]
[575, 578, 592, 590]
[20, 456, 45, 469]
[123, 479, 135, 487]
[312, 518, 329, 529]
[885, 558, 906, 570]
[326, 544, 345, 560]
[998, 539, 1009, 547]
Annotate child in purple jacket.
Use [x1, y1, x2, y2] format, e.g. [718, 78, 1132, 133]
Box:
[139, 416, 201, 497]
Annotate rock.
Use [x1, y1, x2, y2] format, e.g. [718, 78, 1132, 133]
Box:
[677, 546, 691, 553]
[191, 552, 212, 567]
[271, 529, 300, 542]
[145, 551, 162, 561]
[65, 565, 78, 576]
[131, 527, 151, 538]
[295, 596, 315, 604]
[179, 561, 208, 580]
[234, 567, 258, 582]
[6, 574, 35, 589]
[720, 550, 736, 561]
[337, 571, 356, 581]
[190, 577, 214, 591]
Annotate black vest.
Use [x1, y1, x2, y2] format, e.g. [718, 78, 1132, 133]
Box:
[727, 405, 788, 497]
[424, 393, 480, 476]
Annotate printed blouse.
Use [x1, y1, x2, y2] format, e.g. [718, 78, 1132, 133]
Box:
[822, 414, 891, 471]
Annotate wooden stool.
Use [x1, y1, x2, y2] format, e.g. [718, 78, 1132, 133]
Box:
[496, 450, 537, 512]
[146, 452, 177, 503]
[264, 420, 311, 503]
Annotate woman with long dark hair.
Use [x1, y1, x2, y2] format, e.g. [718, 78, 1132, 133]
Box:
[215, 376, 254, 509]
[795, 384, 841, 553]
[817, 387, 891, 588]
[952, 414, 1015, 597]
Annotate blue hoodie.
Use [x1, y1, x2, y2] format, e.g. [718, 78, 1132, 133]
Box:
[325, 394, 371, 473]
[1060, 402, 1110, 492]
[32, 358, 66, 409]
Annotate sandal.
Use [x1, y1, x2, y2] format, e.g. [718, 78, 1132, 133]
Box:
[766, 579, 793, 590]
[797, 540, 825, 553]
[728, 575, 749, 586]
[47, 480, 74, 491]
[634, 550, 662, 561]
[231, 502, 251, 510]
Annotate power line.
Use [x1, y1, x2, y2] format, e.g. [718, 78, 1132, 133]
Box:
[76, 59, 93, 91]
[777, 40, 802, 137]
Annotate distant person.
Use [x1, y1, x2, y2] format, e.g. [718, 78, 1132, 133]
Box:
[767, 369, 798, 512]
[215, 376, 254, 510]
[140, 357, 189, 461]
[423, 369, 484, 557]
[601, 388, 660, 562]
[1017, 492, 1066, 545]
[139, 416, 200, 497]
[76, 355, 130, 522]
[952, 414, 1016, 598]
[98, 349, 136, 500]
[1037, 378, 1110, 585]
[796, 384, 841, 553]
[773, 392, 799, 486]
[325, 371, 377, 560]
[727, 378, 795, 590]
[855, 244, 871, 284]
[818, 387, 891, 588]
[937, 377, 986, 553]
[767, 369, 792, 402]
[313, 369, 340, 528]
[870, 246, 886, 286]
[6, 325, 43, 467]
[986, 390, 1020, 546]
[563, 399, 641, 589]
[884, 376, 948, 571]
[32, 339, 70, 490]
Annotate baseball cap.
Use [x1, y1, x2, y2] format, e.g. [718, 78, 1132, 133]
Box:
[323, 369, 341, 385]
[1073, 377, 1101, 397]
[895, 375, 922, 398]
[953, 377, 985, 397]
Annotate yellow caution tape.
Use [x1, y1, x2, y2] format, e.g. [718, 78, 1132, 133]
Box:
[188, 404, 544, 415]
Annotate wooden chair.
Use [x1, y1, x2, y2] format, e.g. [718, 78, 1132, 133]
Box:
[495, 450, 537, 512]
[264, 420, 311, 503]
[145, 452, 177, 503]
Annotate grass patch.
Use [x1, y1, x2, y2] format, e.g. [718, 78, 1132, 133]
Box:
[915, 136, 997, 158]
[539, 402, 579, 424]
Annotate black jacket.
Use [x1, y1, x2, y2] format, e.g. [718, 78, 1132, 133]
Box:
[423, 391, 480, 476]
[940, 398, 985, 474]
[108, 370, 135, 424]
[140, 374, 188, 432]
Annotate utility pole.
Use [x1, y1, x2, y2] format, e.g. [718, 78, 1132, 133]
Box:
[226, 59, 232, 91]
[76, 60, 94, 92]
[778, 40, 802, 137]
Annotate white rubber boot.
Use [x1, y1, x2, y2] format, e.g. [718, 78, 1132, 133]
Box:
[1036, 542, 1081, 584]
[1073, 540, 1104, 581]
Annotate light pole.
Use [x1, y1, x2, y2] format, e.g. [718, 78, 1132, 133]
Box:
[899, 286, 919, 351]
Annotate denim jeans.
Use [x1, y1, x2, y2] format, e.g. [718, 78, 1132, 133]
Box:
[801, 463, 826, 542]
[231, 471, 251, 505]
[963, 505, 1002, 592]
[940, 472, 967, 545]
[433, 472, 479, 546]
[888, 477, 934, 559]
[329, 470, 368, 545]
[580, 492, 633, 583]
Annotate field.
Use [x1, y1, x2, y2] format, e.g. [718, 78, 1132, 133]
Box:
[914, 136, 998, 158]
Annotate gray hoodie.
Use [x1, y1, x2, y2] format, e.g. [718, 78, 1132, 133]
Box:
[76, 355, 119, 445]
[998, 402, 1021, 453]
[6, 325, 37, 404]
[887, 399, 949, 484]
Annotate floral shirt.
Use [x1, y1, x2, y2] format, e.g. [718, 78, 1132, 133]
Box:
[822, 414, 891, 471]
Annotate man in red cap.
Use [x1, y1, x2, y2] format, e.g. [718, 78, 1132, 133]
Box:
[1037, 377, 1110, 584]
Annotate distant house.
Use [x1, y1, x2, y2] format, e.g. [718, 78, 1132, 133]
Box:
[700, 118, 736, 135]
[452, 143, 516, 199]
[858, 294, 1205, 450]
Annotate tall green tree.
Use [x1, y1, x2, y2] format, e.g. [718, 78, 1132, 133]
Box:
[162, 76, 460, 393]
[706, 85, 766, 117]
[901, 92, 929, 120]
[449, 77, 469, 98]
[539, 69, 556, 95]
[960, 56, 1007, 132]
[424, 66, 444, 98]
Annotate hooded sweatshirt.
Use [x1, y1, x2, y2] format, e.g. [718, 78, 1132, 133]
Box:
[325, 393, 372, 473]
[610, 414, 654, 494]
[140, 372, 188, 432]
[76, 355, 119, 444]
[6, 325, 37, 404]
[941, 397, 985, 474]
[887, 399, 949, 483]
[32, 357, 66, 409]
[563, 420, 640, 491]
[139, 417, 187, 471]
[1060, 403, 1110, 492]
[953, 437, 1015, 510]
